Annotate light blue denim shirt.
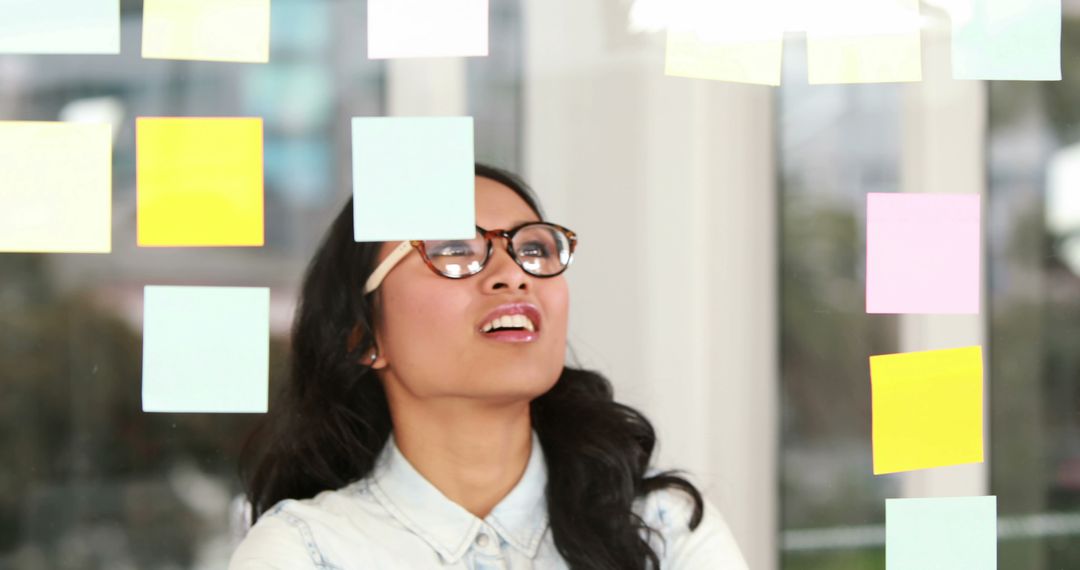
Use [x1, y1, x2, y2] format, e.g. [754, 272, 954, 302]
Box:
[229, 431, 748, 569]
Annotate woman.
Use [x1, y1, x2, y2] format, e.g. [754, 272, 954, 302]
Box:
[229, 165, 748, 569]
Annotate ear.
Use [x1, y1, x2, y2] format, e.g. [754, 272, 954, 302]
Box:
[346, 324, 364, 354]
[348, 324, 387, 369]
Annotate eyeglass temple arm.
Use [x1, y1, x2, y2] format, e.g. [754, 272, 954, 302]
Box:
[363, 240, 414, 294]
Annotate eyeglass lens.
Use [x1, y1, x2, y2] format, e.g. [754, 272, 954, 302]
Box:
[422, 224, 571, 278]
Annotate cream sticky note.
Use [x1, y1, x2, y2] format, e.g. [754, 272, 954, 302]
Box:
[664, 0, 784, 86]
[887, 496, 997, 569]
[142, 286, 269, 413]
[0, 0, 119, 54]
[142, 0, 270, 63]
[137, 117, 264, 247]
[352, 116, 475, 241]
[951, 0, 1061, 80]
[866, 193, 980, 314]
[806, 0, 922, 84]
[367, 0, 488, 59]
[0, 121, 111, 253]
[870, 346, 984, 475]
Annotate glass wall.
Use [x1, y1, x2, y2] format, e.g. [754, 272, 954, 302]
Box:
[779, 6, 1080, 570]
[988, 12, 1080, 570]
[0, 0, 521, 567]
[5, 1, 1080, 568]
[777, 37, 900, 570]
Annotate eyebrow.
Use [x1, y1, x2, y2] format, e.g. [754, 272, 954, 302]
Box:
[479, 220, 540, 228]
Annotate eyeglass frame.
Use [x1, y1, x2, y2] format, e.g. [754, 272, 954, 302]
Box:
[363, 222, 578, 295]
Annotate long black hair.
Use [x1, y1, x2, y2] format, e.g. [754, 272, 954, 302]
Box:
[240, 164, 705, 569]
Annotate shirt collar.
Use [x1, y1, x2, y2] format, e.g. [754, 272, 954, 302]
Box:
[367, 430, 549, 564]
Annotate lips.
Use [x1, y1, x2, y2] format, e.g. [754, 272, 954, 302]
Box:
[477, 302, 542, 334]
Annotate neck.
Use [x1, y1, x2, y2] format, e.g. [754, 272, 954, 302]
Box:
[390, 399, 534, 519]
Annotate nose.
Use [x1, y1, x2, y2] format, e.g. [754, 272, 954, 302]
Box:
[481, 237, 529, 292]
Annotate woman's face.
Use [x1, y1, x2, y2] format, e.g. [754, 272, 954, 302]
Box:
[371, 176, 569, 403]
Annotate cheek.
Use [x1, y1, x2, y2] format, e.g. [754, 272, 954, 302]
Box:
[542, 282, 570, 342]
[382, 282, 468, 347]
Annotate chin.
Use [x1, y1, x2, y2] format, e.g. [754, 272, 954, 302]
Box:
[473, 374, 559, 402]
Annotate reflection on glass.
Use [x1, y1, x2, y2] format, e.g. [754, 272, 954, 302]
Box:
[0, 0, 522, 566]
[987, 14, 1080, 568]
[779, 37, 899, 570]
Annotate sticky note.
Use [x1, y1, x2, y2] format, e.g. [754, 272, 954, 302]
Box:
[367, 0, 488, 59]
[137, 117, 264, 247]
[352, 117, 475, 241]
[806, 0, 922, 84]
[0, 122, 111, 253]
[0, 0, 119, 54]
[142, 286, 269, 413]
[142, 0, 270, 63]
[664, 0, 783, 86]
[887, 496, 997, 569]
[951, 0, 1061, 80]
[866, 193, 980, 314]
[870, 346, 984, 475]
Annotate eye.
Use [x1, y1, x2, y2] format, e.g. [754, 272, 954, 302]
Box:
[428, 241, 475, 257]
[518, 240, 551, 257]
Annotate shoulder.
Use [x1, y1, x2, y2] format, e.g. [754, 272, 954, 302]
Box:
[636, 480, 750, 570]
[228, 483, 378, 570]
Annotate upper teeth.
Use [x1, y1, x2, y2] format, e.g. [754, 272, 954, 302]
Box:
[482, 314, 536, 333]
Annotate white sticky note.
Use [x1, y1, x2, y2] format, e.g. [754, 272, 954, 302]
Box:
[367, 0, 488, 59]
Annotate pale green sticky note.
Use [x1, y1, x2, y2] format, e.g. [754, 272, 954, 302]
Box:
[0, 121, 112, 253]
[0, 0, 119, 54]
[951, 0, 1061, 80]
[351, 116, 475, 241]
[142, 286, 269, 413]
[887, 496, 997, 569]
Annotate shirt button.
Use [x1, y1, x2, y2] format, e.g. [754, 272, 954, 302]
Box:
[475, 533, 491, 547]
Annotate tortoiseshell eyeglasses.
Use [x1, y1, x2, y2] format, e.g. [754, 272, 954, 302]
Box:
[363, 222, 578, 294]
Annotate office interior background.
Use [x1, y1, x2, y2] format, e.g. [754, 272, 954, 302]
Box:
[1, 0, 1079, 568]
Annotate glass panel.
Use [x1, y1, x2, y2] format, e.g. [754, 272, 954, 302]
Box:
[0, 1, 522, 567]
[987, 10, 1080, 569]
[778, 37, 900, 569]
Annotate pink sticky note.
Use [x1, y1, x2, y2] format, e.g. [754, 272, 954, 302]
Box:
[866, 193, 980, 314]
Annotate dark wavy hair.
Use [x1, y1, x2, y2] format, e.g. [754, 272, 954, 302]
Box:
[240, 164, 704, 569]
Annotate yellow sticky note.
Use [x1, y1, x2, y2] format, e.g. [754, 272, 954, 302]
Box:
[665, 30, 783, 86]
[807, 0, 922, 84]
[137, 117, 264, 247]
[142, 0, 270, 63]
[663, 0, 783, 86]
[0, 121, 111, 253]
[870, 346, 984, 475]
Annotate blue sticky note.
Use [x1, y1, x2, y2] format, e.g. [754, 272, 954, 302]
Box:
[142, 286, 269, 413]
[887, 496, 997, 569]
[352, 116, 475, 242]
[952, 0, 1061, 80]
[0, 0, 119, 54]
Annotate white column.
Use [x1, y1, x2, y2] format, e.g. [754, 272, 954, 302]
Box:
[524, 2, 778, 568]
[386, 58, 468, 116]
[898, 6, 988, 499]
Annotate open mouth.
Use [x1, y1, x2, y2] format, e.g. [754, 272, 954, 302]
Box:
[477, 304, 542, 342]
[480, 313, 537, 334]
